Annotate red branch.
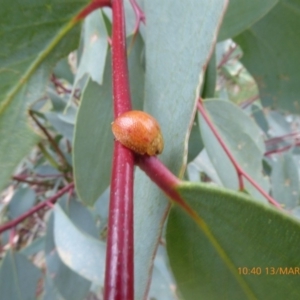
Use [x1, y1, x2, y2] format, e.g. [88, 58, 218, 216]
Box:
[129, 0, 145, 34]
[74, 0, 112, 22]
[239, 94, 259, 109]
[104, 0, 135, 299]
[0, 183, 74, 234]
[136, 156, 200, 223]
[265, 143, 300, 156]
[197, 99, 282, 209]
[265, 131, 300, 146]
[217, 44, 237, 69]
[136, 156, 181, 202]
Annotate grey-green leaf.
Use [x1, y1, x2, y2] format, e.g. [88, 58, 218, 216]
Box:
[73, 71, 113, 206]
[46, 212, 91, 300]
[219, 0, 278, 41]
[271, 152, 300, 209]
[76, 10, 108, 84]
[53, 204, 106, 284]
[0, 250, 41, 300]
[133, 1, 229, 299]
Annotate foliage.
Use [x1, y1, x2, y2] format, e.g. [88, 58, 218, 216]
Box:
[1, 0, 300, 299]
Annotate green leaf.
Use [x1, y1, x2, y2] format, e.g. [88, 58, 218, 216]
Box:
[0, 250, 41, 300]
[167, 182, 300, 299]
[200, 99, 269, 202]
[271, 152, 300, 209]
[133, 1, 228, 299]
[73, 65, 113, 207]
[219, 0, 278, 41]
[0, 0, 89, 192]
[234, 0, 300, 112]
[53, 204, 106, 284]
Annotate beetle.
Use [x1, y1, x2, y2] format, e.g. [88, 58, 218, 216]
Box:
[112, 110, 164, 156]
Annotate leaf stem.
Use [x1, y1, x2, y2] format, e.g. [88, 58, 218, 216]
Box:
[74, 0, 112, 22]
[129, 0, 145, 34]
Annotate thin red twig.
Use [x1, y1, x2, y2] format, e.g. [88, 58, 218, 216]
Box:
[129, 0, 145, 34]
[51, 74, 72, 94]
[74, 0, 112, 22]
[197, 99, 282, 209]
[265, 131, 300, 146]
[217, 44, 237, 69]
[265, 143, 300, 156]
[0, 183, 74, 234]
[239, 94, 259, 109]
[104, 0, 135, 299]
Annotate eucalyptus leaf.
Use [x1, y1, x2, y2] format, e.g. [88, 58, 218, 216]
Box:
[167, 182, 300, 299]
[46, 212, 91, 300]
[219, 0, 278, 41]
[133, 1, 229, 299]
[54, 204, 106, 284]
[271, 152, 300, 209]
[0, 250, 41, 300]
[76, 9, 108, 84]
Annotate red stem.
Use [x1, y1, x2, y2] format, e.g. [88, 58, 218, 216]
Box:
[136, 156, 199, 222]
[74, 0, 112, 22]
[217, 44, 237, 69]
[129, 0, 145, 34]
[265, 131, 300, 146]
[197, 99, 282, 209]
[239, 95, 259, 109]
[197, 100, 244, 190]
[136, 156, 181, 202]
[265, 143, 300, 156]
[104, 0, 134, 299]
[0, 183, 74, 234]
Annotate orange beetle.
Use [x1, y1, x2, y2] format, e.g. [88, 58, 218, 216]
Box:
[112, 111, 164, 156]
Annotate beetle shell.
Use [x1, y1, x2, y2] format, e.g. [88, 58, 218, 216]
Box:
[112, 111, 164, 156]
